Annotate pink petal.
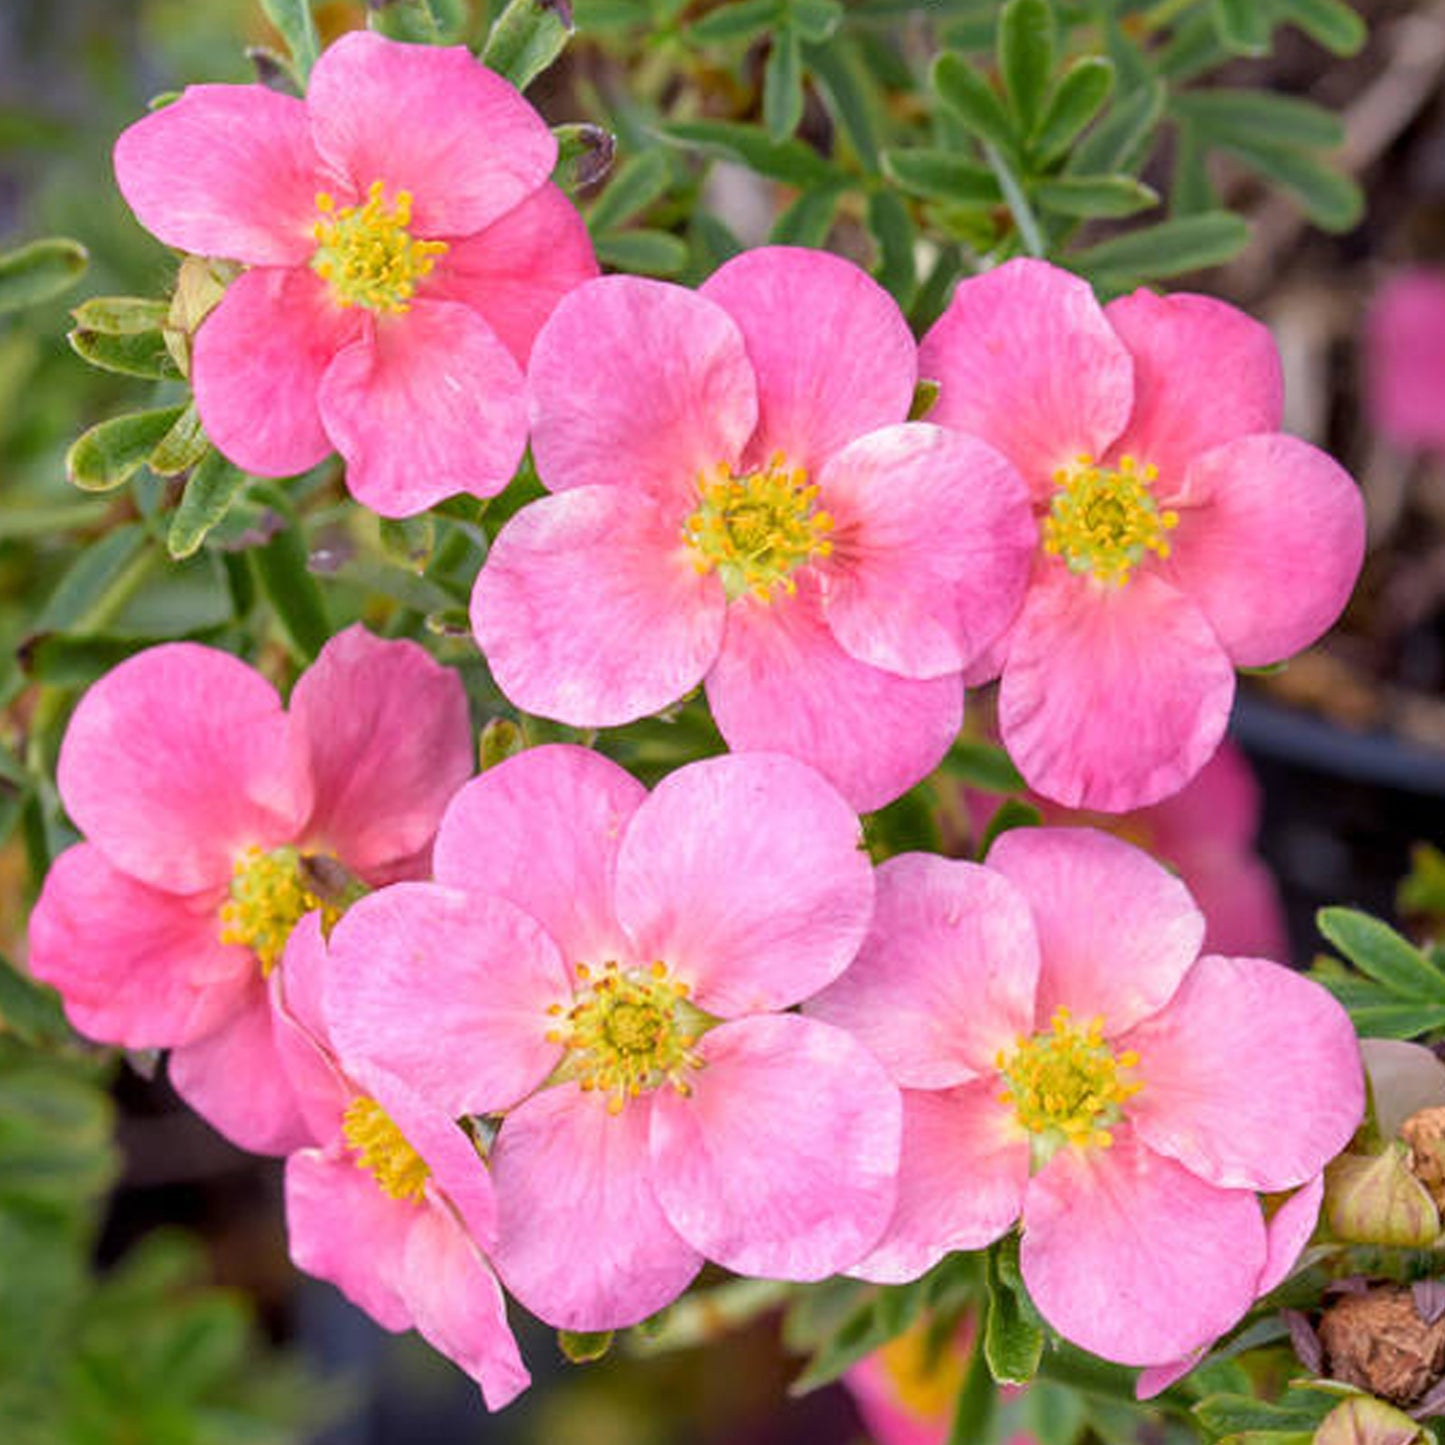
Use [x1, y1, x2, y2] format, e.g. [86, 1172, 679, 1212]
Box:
[706, 581, 963, 813]
[57, 643, 309, 894]
[1175, 848, 1288, 963]
[818, 425, 1035, 679]
[998, 567, 1236, 812]
[1161, 434, 1366, 667]
[1144, 736, 1261, 854]
[1136, 1351, 1205, 1401]
[428, 184, 598, 369]
[1361, 1039, 1445, 1138]
[650, 1014, 902, 1280]
[1260, 1174, 1325, 1296]
[470, 486, 725, 727]
[432, 745, 646, 965]
[304, 31, 555, 238]
[919, 258, 1132, 500]
[491, 1085, 702, 1330]
[1120, 954, 1364, 1192]
[270, 916, 351, 1147]
[289, 626, 473, 877]
[318, 299, 526, 517]
[192, 266, 358, 479]
[114, 84, 324, 265]
[807, 853, 1039, 1088]
[326, 883, 568, 1117]
[528, 275, 758, 500]
[700, 246, 916, 473]
[1366, 269, 1445, 450]
[1021, 1131, 1267, 1365]
[986, 828, 1205, 1036]
[852, 1084, 1028, 1284]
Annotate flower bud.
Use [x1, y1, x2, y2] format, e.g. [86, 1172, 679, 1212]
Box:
[1324, 1145, 1441, 1247]
[163, 253, 232, 377]
[1314, 1395, 1426, 1445]
[1317, 1288, 1445, 1407]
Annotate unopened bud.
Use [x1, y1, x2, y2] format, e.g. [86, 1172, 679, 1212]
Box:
[164, 254, 232, 377]
[1324, 1145, 1441, 1246]
[1401, 1107, 1445, 1212]
[479, 717, 524, 772]
[1314, 1395, 1426, 1445]
[1317, 1287, 1445, 1407]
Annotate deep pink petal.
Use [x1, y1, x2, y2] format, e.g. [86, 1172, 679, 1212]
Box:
[1147, 737, 1261, 854]
[706, 582, 963, 813]
[1161, 434, 1365, 667]
[650, 1014, 902, 1279]
[432, 745, 646, 966]
[919, 258, 1132, 500]
[1021, 1132, 1266, 1365]
[57, 643, 308, 894]
[614, 753, 873, 1014]
[491, 1085, 702, 1330]
[818, 425, 1035, 679]
[700, 246, 916, 473]
[986, 828, 1205, 1036]
[305, 31, 555, 237]
[998, 567, 1236, 812]
[318, 300, 525, 517]
[528, 275, 757, 500]
[1366, 269, 1445, 450]
[1120, 954, 1364, 1192]
[852, 1084, 1028, 1284]
[1176, 848, 1288, 962]
[114, 84, 325, 265]
[1260, 1174, 1325, 1296]
[807, 853, 1039, 1088]
[471, 486, 724, 727]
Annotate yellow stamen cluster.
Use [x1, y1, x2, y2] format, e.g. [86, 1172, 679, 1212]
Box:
[877, 1319, 969, 1422]
[218, 845, 340, 976]
[311, 181, 447, 314]
[998, 1006, 1141, 1163]
[547, 961, 706, 1114]
[1041, 453, 1179, 587]
[343, 1096, 430, 1204]
[683, 454, 834, 602]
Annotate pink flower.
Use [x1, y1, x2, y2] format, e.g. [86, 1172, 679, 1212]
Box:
[921, 259, 1366, 812]
[27, 625, 473, 1154]
[272, 915, 528, 1409]
[1366, 269, 1445, 453]
[471, 246, 1035, 812]
[808, 827, 1364, 1367]
[323, 744, 903, 1330]
[114, 30, 596, 517]
[843, 1317, 978, 1445]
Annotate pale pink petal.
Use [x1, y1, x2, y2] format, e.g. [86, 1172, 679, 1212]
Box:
[1136, 1351, 1205, 1400]
[326, 883, 568, 1117]
[1120, 954, 1364, 1192]
[57, 643, 309, 894]
[528, 276, 757, 500]
[614, 753, 873, 1015]
[919, 258, 1133, 500]
[1361, 1039, 1445, 1138]
[114, 84, 325, 265]
[1367, 270, 1445, 451]
[1104, 290, 1283, 488]
[471, 487, 724, 727]
[1161, 434, 1365, 667]
[706, 582, 963, 813]
[700, 246, 916, 474]
[270, 916, 351, 1147]
[318, 300, 526, 517]
[432, 745, 646, 965]
[289, 626, 473, 876]
[491, 1085, 702, 1330]
[852, 1084, 1028, 1284]
[650, 1014, 902, 1279]
[305, 31, 555, 238]
[998, 567, 1236, 812]
[192, 266, 359, 479]
[807, 853, 1039, 1088]
[818, 425, 1035, 679]
[428, 184, 597, 368]
[1260, 1174, 1325, 1296]
[1021, 1131, 1267, 1365]
[986, 828, 1205, 1036]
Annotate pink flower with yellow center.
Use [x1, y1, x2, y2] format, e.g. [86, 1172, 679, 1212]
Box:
[27, 626, 473, 1154]
[471, 246, 1035, 812]
[920, 258, 1366, 812]
[113, 30, 596, 517]
[322, 745, 903, 1330]
[808, 827, 1364, 1367]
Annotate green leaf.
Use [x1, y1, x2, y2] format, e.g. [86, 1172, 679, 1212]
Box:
[1318, 907, 1445, 1002]
[790, 0, 842, 43]
[1400, 843, 1445, 918]
[884, 148, 1001, 204]
[33, 525, 147, 633]
[984, 1236, 1044, 1384]
[1033, 56, 1114, 160]
[908, 378, 940, 421]
[65, 406, 187, 492]
[248, 492, 330, 661]
[985, 143, 1045, 256]
[1068, 77, 1163, 176]
[1069, 211, 1251, 286]
[20, 631, 215, 686]
[558, 1329, 614, 1363]
[1194, 1390, 1335, 1437]
[168, 451, 251, 560]
[258, 0, 320, 80]
[867, 189, 917, 309]
[594, 229, 689, 276]
[933, 52, 1016, 156]
[146, 402, 210, 477]
[1170, 89, 1344, 151]
[764, 27, 805, 141]
[378, 513, 436, 572]
[944, 738, 1026, 793]
[1337, 1000, 1445, 1040]
[660, 119, 842, 187]
[482, 0, 574, 92]
[1170, 120, 1218, 216]
[1212, 0, 1272, 54]
[688, 0, 781, 43]
[692, 212, 744, 269]
[1273, 0, 1366, 56]
[0, 238, 87, 314]
[1216, 139, 1364, 232]
[1032, 174, 1158, 218]
[590, 149, 672, 233]
[367, 0, 443, 43]
[998, 0, 1055, 134]
[479, 718, 524, 771]
[67, 325, 180, 381]
[770, 185, 843, 247]
[70, 295, 170, 334]
[805, 39, 881, 173]
[978, 798, 1043, 859]
[0, 953, 72, 1050]
[553, 123, 616, 192]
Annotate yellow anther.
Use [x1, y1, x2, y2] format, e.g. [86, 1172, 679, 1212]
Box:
[1040, 452, 1178, 586]
[310, 180, 447, 314]
[343, 1096, 430, 1203]
[218, 845, 340, 976]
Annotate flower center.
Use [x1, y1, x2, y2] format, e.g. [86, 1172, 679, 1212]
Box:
[1040, 453, 1178, 586]
[998, 1006, 1141, 1164]
[547, 961, 708, 1114]
[683, 453, 834, 602]
[217, 845, 341, 976]
[343, 1096, 430, 1203]
[310, 181, 448, 315]
[877, 1319, 970, 1422]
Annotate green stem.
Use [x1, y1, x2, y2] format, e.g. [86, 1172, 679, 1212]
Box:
[1138, 0, 1203, 33]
